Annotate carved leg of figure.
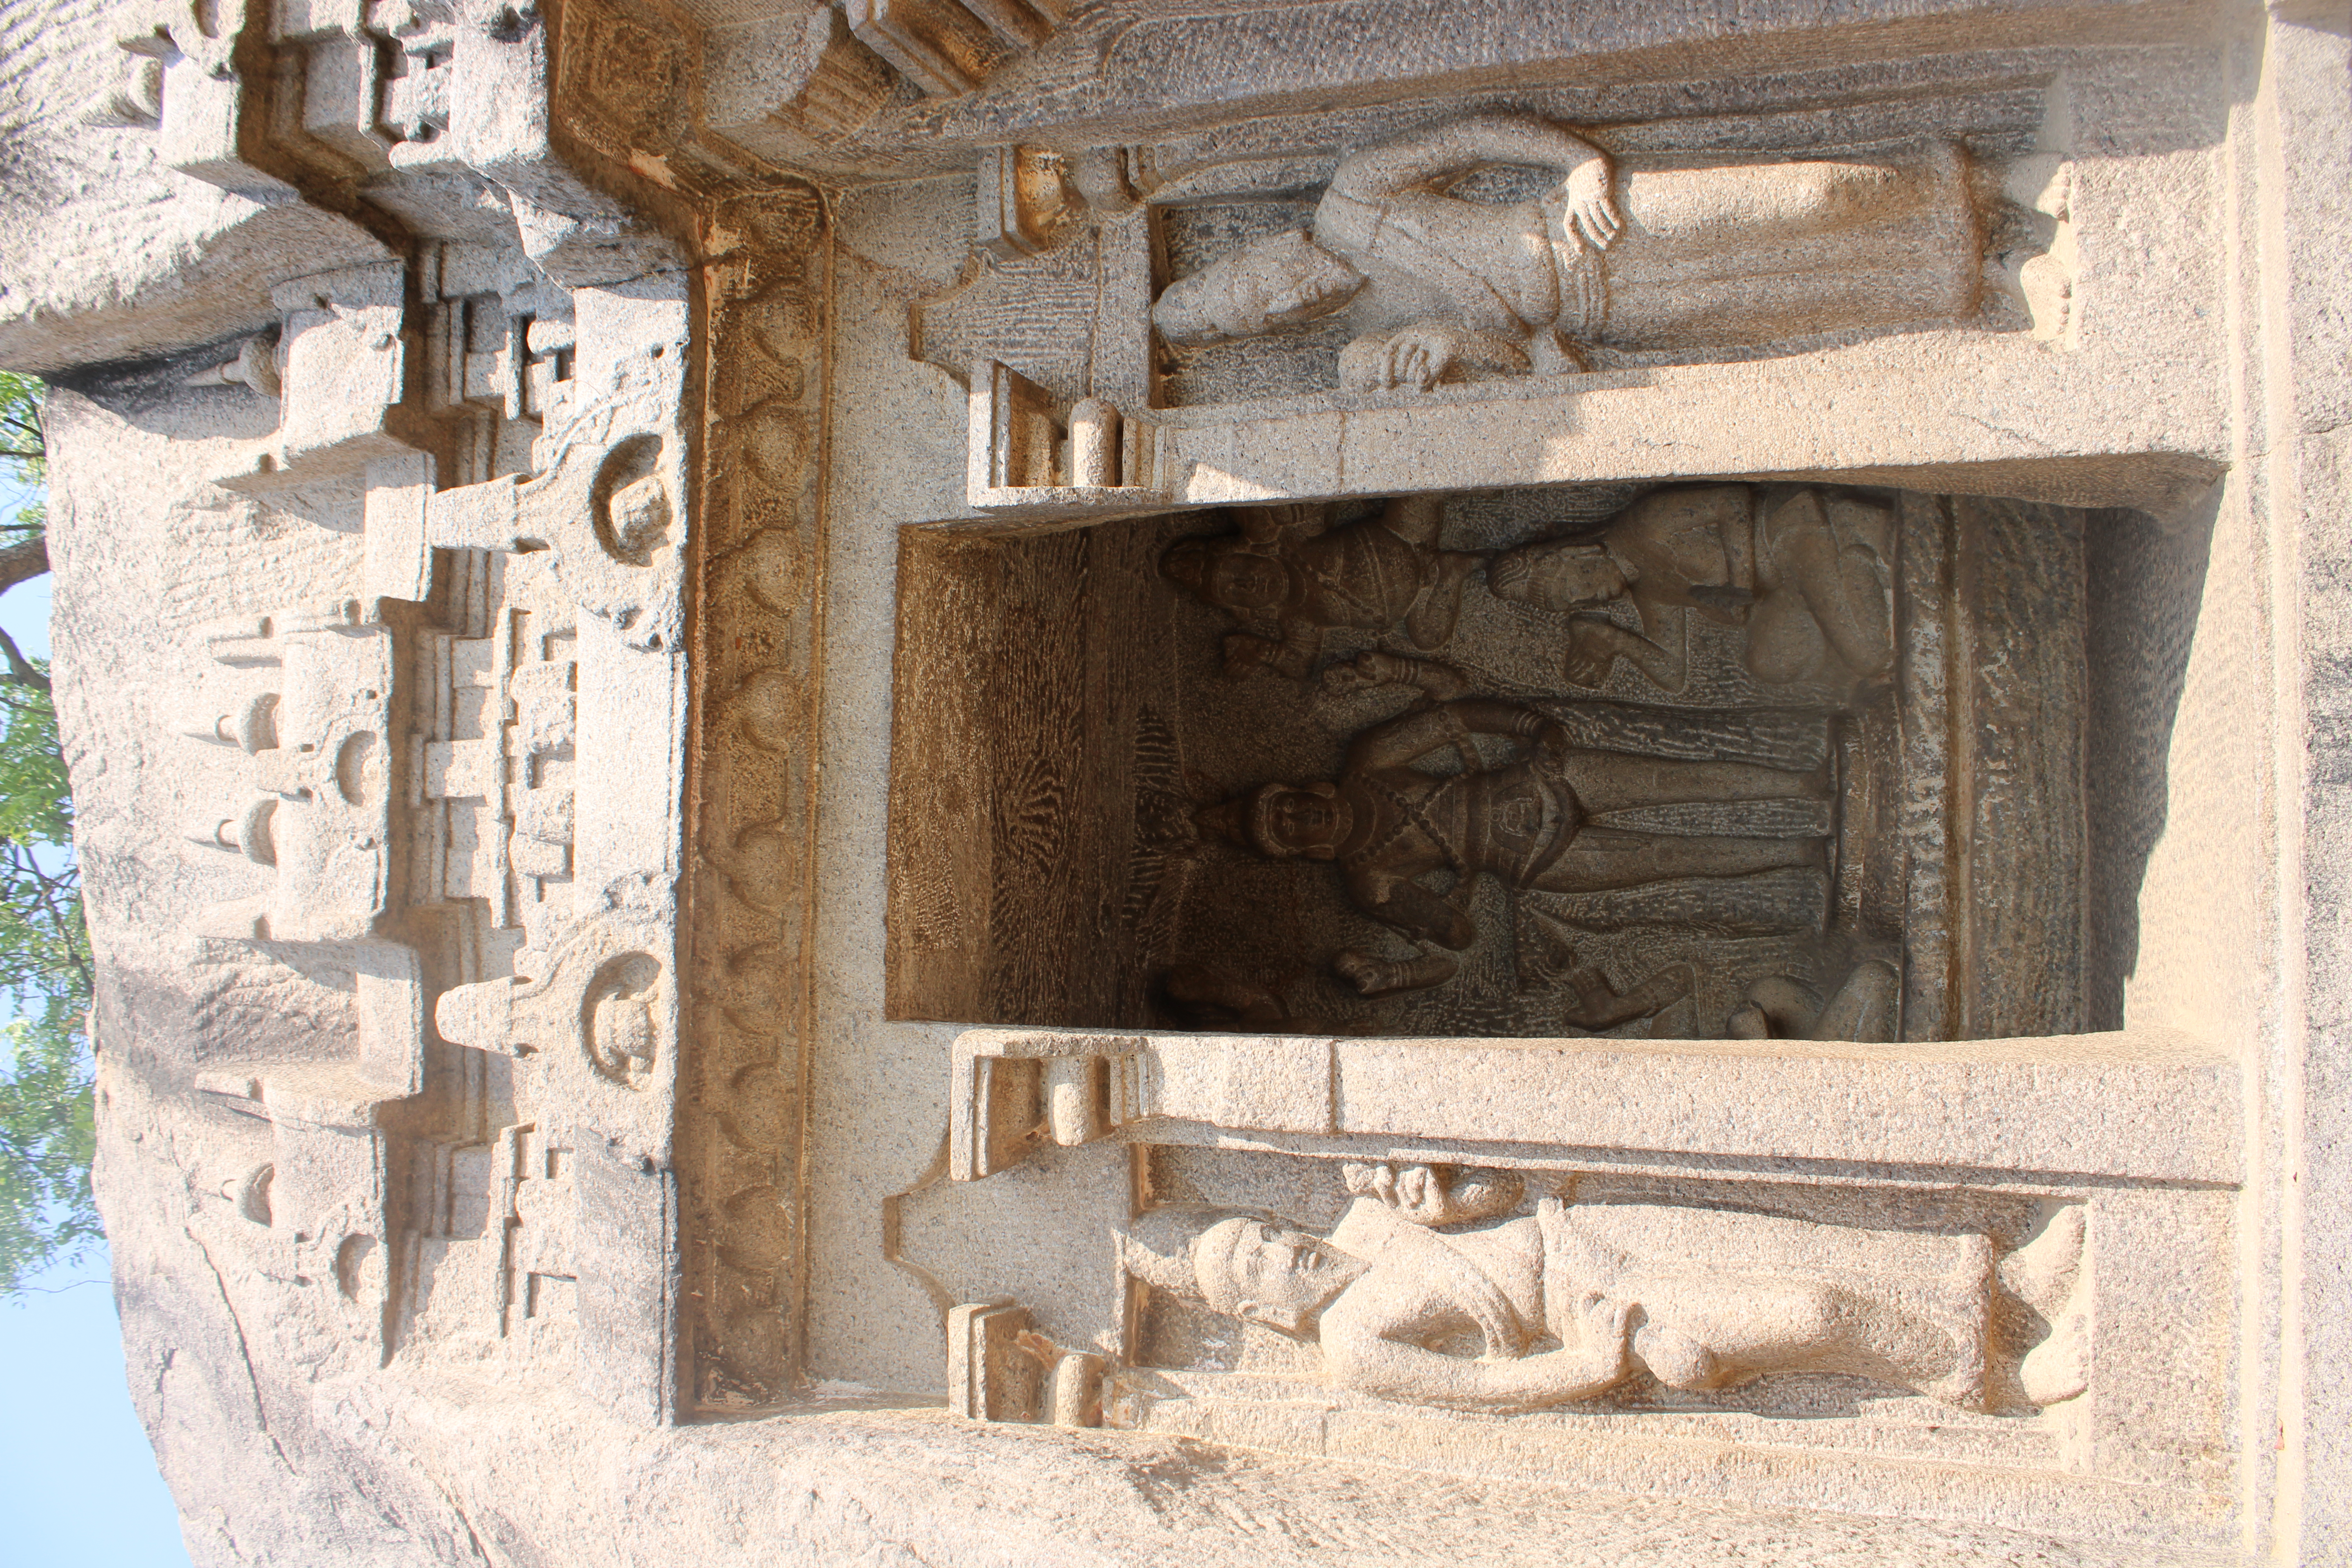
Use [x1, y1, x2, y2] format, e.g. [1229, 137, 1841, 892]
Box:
[1598, 144, 1978, 348]
[1725, 975, 1823, 1039]
[2005, 1207, 2090, 1407]
[1557, 751, 1824, 815]
[1632, 1274, 1983, 1406]
[1335, 949, 1458, 997]
[1753, 490, 1895, 681]
[1539, 833, 1823, 893]
[1404, 552, 1485, 649]
[1561, 961, 1696, 1029]
[1727, 962, 1899, 1042]
[1809, 958, 1900, 1041]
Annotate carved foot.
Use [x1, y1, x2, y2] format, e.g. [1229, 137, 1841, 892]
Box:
[1561, 961, 1696, 1030]
[1335, 949, 1457, 997]
[2005, 1207, 2090, 1408]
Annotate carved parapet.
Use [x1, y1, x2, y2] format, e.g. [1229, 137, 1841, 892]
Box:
[185, 1064, 403, 1370]
[182, 605, 397, 946]
[976, 145, 1078, 261]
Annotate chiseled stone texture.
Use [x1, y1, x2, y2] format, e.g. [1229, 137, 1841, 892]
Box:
[0, 0, 385, 371]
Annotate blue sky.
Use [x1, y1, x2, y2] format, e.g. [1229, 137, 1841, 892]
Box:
[0, 470, 193, 1566]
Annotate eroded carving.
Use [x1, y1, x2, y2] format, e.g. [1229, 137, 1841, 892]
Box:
[1489, 485, 1895, 694]
[1161, 497, 1482, 679]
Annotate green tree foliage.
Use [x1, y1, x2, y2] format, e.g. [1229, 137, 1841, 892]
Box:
[0, 370, 96, 1296]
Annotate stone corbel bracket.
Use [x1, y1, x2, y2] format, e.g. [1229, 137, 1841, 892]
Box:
[844, 0, 1068, 99]
[947, 1301, 1104, 1427]
[212, 263, 418, 494]
[426, 283, 692, 653]
[87, 0, 299, 202]
[966, 360, 1165, 524]
[949, 1029, 1147, 1180]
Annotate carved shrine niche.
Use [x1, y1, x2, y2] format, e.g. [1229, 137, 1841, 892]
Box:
[1134, 1154, 2083, 1424]
[913, 85, 2078, 524]
[888, 481, 2101, 1044]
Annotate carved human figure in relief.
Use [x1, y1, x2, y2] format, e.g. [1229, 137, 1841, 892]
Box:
[1488, 485, 1896, 693]
[1198, 699, 1824, 995]
[1161, 495, 1484, 679]
[1123, 1163, 2091, 1414]
[1152, 113, 1982, 393]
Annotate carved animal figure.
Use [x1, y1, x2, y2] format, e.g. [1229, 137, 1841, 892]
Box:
[1153, 113, 1982, 393]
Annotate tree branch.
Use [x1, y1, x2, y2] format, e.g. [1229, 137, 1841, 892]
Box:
[0, 624, 46, 692]
[0, 535, 46, 596]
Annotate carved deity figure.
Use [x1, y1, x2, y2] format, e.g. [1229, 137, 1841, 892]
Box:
[1152, 113, 1983, 393]
[1123, 1164, 2089, 1414]
[1161, 495, 1484, 679]
[1489, 485, 1896, 693]
[1197, 699, 1824, 995]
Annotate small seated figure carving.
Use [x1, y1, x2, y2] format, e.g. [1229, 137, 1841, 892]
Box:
[1123, 1163, 2091, 1414]
[1153, 113, 1983, 394]
[1161, 496, 1483, 679]
[1488, 485, 1895, 693]
[1196, 699, 1826, 995]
